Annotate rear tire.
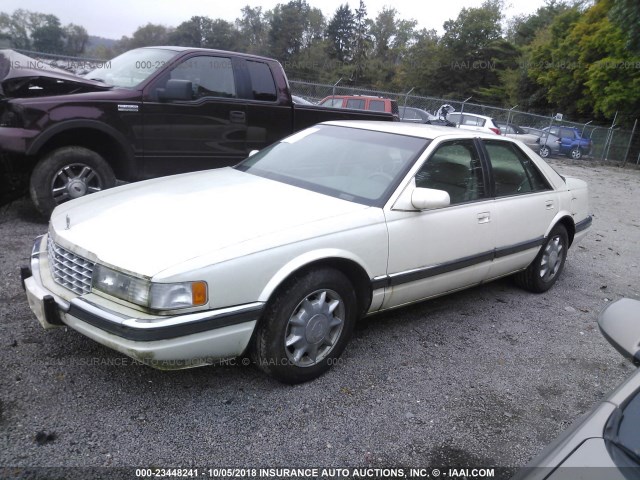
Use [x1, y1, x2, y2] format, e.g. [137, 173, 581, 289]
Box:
[253, 268, 357, 384]
[570, 147, 582, 160]
[30, 147, 116, 217]
[515, 224, 568, 293]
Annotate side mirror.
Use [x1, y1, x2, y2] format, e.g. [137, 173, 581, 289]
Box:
[157, 79, 193, 101]
[411, 187, 450, 210]
[598, 298, 640, 366]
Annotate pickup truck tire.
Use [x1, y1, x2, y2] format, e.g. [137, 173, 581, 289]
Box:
[30, 147, 116, 216]
[570, 147, 583, 160]
[253, 268, 357, 384]
[514, 224, 568, 293]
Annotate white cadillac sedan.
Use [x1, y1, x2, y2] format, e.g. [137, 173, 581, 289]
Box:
[23, 121, 592, 383]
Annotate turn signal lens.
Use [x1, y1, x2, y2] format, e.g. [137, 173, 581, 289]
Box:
[192, 281, 207, 306]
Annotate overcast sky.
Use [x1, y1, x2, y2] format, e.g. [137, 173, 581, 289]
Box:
[1, 0, 546, 40]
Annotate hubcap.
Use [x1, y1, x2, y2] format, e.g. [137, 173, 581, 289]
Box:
[284, 289, 345, 367]
[539, 235, 564, 282]
[51, 163, 103, 204]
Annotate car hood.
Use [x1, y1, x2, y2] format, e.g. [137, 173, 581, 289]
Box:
[0, 49, 109, 98]
[49, 168, 372, 278]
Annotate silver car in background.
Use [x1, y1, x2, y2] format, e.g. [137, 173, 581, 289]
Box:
[515, 298, 640, 479]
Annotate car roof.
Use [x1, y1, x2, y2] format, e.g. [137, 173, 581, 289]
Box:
[321, 120, 511, 141]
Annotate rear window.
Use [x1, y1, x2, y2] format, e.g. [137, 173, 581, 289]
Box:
[369, 100, 385, 112]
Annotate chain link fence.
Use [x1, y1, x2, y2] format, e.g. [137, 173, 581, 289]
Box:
[290, 79, 640, 164]
[7, 49, 639, 165]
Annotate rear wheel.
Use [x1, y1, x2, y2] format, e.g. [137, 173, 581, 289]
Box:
[253, 268, 357, 384]
[515, 224, 568, 293]
[30, 147, 116, 217]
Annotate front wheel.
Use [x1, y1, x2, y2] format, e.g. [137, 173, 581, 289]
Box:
[253, 268, 357, 384]
[30, 147, 116, 217]
[539, 145, 550, 158]
[514, 224, 568, 293]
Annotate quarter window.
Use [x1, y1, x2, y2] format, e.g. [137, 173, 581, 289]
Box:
[415, 140, 485, 204]
[346, 99, 366, 109]
[168, 56, 236, 99]
[484, 140, 551, 196]
[369, 100, 385, 112]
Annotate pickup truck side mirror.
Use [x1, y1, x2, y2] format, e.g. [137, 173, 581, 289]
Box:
[157, 79, 193, 101]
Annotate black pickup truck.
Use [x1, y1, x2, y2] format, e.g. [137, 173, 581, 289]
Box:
[0, 47, 395, 215]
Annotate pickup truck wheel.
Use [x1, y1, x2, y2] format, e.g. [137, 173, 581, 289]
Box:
[570, 147, 582, 160]
[253, 268, 357, 384]
[539, 145, 550, 158]
[30, 147, 116, 216]
[514, 224, 568, 293]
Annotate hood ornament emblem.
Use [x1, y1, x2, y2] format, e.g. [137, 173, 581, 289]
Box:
[66, 214, 71, 230]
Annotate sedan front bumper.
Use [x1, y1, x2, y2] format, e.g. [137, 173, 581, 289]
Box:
[23, 235, 262, 369]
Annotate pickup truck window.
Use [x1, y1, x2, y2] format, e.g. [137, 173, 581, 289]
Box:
[370, 100, 385, 112]
[169, 56, 236, 99]
[246, 60, 277, 101]
[346, 99, 366, 109]
[85, 48, 178, 88]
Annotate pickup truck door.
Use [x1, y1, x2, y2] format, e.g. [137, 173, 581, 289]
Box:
[141, 54, 247, 178]
[382, 139, 494, 308]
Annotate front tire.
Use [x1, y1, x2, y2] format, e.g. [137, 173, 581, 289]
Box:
[539, 145, 550, 158]
[515, 224, 568, 293]
[29, 147, 116, 217]
[253, 268, 357, 384]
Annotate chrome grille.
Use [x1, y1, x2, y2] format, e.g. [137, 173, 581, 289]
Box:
[47, 236, 95, 295]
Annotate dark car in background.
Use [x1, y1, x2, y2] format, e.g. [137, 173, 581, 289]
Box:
[398, 106, 436, 123]
[542, 126, 593, 160]
[514, 298, 640, 480]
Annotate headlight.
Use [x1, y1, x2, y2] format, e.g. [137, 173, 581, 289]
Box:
[92, 264, 208, 311]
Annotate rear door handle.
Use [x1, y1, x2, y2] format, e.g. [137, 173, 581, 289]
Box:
[477, 212, 491, 224]
[230, 111, 246, 123]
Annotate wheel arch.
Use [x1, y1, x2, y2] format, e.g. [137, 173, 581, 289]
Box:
[259, 252, 374, 318]
[27, 120, 136, 181]
[551, 214, 576, 246]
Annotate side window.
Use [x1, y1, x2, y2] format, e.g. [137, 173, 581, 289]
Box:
[447, 113, 461, 124]
[321, 98, 344, 107]
[346, 99, 366, 109]
[463, 115, 485, 127]
[549, 127, 559, 136]
[415, 140, 485, 205]
[369, 100, 385, 112]
[246, 60, 277, 101]
[484, 140, 551, 196]
[169, 56, 236, 99]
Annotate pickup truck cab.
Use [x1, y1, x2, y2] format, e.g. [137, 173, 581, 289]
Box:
[0, 47, 395, 215]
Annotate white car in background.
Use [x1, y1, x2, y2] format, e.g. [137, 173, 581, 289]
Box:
[23, 122, 592, 384]
[447, 112, 502, 135]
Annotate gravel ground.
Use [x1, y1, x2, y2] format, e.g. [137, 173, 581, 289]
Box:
[1, 158, 639, 479]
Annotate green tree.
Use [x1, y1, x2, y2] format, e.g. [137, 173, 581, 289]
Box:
[30, 14, 65, 53]
[235, 6, 269, 55]
[609, 0, 640, 53]
[64, 24, 88, 55]
[117, 23, 171, 51]
[326, 4, 355, 62]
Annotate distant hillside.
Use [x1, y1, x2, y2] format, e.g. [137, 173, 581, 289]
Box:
[87, 36, 117, 49]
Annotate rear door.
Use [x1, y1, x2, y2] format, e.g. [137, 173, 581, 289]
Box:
[480, 139, 558, 279]
[141, 54, 247, 178]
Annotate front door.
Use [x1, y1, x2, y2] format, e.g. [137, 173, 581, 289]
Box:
[141, 55, 247, 178]
[383, 139, 494, 308]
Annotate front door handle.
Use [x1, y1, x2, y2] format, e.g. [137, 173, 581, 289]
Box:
[230, 111, 246, 123]
[545, 200, 554, 210]
[477, 212, 491, 224]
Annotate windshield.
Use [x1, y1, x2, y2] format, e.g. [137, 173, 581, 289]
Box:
[85, 48, 179, 88]
[235, 125, 430, 206]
